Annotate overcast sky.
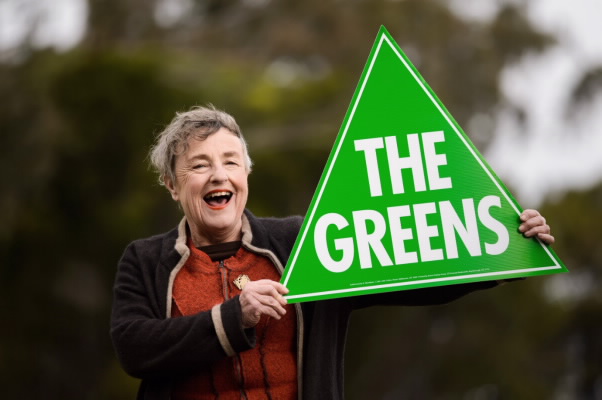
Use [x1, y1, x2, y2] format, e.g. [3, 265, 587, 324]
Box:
[1, 0, 601, 206]
[482, 0, 602, 206]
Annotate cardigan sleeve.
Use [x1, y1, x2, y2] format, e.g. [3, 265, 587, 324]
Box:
[110, 241, 255, 379]
[349, 280, 500, 310]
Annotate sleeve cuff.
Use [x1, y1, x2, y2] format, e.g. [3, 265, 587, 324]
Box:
[211, 297, 256, 357]
[496, 277, 527, 285]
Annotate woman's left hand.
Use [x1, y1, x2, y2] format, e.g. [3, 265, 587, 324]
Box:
[519, 209, 555, 245]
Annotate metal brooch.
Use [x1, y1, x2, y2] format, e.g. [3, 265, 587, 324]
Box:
[233, 274, 250, 290]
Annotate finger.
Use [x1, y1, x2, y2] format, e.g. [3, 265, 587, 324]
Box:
[244, 302, 284, 322]
[258, 305, 285, 320]
[240, 297, 280, 328]
[519, 215, 546, 233]
[253, 293, 287, 316]
[536, 232, 555, 245]
[264, 286, 288, 306]
[241, 290, 287, 317]
[243, 281, 288, 306]
[522, 223, 550, 238]
[520, 209, 541, 222]
[251, 280, 290, 296]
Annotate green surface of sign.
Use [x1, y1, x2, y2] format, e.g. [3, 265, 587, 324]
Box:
[281, 26, 568, 303]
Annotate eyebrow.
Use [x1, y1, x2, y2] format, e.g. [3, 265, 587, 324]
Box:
[186, 150, 242, 162]
[222, 151, 242, 159]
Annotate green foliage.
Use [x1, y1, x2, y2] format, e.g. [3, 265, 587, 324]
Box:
[1, 0, 599, 399]
[346, 184, 602, 399]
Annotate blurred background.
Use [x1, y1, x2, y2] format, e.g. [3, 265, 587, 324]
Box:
[1, 0, 601, 399]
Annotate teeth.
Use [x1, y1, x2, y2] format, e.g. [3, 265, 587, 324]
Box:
[205, 191, 232, 199]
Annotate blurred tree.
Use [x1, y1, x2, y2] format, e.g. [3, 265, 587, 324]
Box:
[346, 183, 602, 399]
[0, 48, 194, 399]
[567, 65, 602, 120]
[1, 0, 600, 399]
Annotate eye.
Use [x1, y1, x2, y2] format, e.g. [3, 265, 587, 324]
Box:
[192, 163, 207, 170]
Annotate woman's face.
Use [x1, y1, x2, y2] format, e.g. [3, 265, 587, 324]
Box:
[166, 128, 249, 246]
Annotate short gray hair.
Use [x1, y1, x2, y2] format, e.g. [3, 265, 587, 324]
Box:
[149, 105, 253, 186]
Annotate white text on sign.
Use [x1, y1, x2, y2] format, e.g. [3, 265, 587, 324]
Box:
[314, 131, 510, 273]
[354, 130, 452, 196]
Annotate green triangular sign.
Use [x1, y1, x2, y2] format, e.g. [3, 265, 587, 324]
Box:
[281, 26, 568, 303]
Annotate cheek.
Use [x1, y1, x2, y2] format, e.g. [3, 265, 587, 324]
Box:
[235, 178, 249, 207]
[238, 190, 248, 207]
[179, 180, 206, 208]
[239, 178, 249, 198]
[184, 176, 207, 193]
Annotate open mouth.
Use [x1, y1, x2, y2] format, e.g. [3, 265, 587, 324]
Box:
[203, 190, 233, 209]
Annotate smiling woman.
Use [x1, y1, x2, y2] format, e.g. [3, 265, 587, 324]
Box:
[110, 105, 555, 400]
[149, 108, 253, 246]
[164, 127, 250, 246]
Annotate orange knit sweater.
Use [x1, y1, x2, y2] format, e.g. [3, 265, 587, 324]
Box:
[171, 241, 297, 400]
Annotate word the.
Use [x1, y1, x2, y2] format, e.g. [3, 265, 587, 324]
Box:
[354, 130, 451, 197]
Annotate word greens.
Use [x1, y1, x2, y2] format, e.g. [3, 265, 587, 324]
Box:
[314, 131, 508, 273]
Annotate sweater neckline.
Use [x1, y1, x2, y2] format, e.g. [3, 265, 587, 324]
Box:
[197, 241, 242, 262]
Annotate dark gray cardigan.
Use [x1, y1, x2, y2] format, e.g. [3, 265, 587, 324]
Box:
[111, 209, 498, 400]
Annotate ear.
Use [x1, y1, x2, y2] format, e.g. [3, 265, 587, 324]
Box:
[164, 175, 179, 201]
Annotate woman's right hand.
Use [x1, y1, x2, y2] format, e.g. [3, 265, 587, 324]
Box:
[239, 279, 289, 328]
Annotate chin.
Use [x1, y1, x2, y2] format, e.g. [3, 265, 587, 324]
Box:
[208, 216, 238, 230]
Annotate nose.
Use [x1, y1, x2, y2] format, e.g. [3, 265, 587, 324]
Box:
[210, 163, 228, 183]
